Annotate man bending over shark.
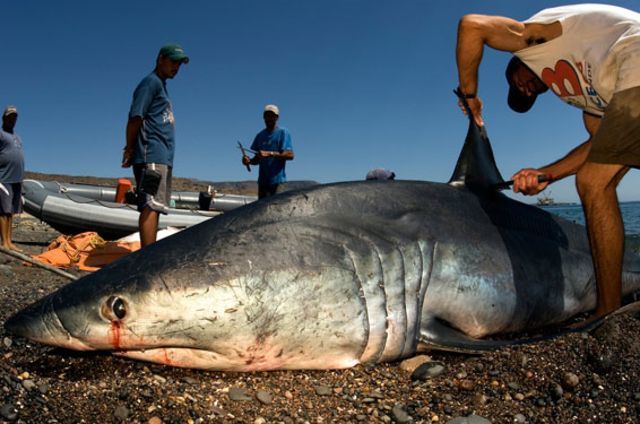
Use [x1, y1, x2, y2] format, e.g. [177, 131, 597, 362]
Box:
[455, 4, 640, 323]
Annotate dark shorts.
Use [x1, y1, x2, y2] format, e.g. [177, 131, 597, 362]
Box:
[0, 182, 23, 214]
[258, 183, 285, 199]
[588, 86, 640, 167]
[133, 163, 172, 214]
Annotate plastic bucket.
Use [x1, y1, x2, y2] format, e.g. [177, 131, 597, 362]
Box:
[115, 178, 133, 203]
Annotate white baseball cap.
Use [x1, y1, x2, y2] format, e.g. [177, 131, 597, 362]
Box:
[264, 104, 279, 115]
[3, 105, 17, 117]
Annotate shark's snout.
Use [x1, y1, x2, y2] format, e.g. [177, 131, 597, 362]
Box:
[5, 299, 50, 338]
[4, 296, 78, 349]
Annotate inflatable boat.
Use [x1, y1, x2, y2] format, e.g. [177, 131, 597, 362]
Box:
[22, 179, 223, 240]
[30, 180, 257, 212]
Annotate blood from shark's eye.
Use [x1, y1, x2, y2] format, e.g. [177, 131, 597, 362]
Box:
[102, 296, 127, 321]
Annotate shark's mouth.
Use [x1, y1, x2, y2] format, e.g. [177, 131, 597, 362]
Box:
[112, 347, 226, 369]
[112, 347, 293, 371]
[112, 345, 361, 371]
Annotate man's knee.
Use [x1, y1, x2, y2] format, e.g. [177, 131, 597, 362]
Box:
[575, 167, 600, 199]
[575, 163, 625, 200]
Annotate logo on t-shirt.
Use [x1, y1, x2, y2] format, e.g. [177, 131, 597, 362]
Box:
[540, 60, 606, 113]
[162, 106, 175, 126]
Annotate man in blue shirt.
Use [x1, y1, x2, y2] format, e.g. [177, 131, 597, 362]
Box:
[122, 44, 189, 247]
[0, 106, 24, 251]
[242, 105, 294, 199]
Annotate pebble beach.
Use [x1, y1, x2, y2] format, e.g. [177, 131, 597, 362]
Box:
[1, 175, 640, 423]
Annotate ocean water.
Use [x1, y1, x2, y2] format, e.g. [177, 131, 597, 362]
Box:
[541, 201, 640, 236]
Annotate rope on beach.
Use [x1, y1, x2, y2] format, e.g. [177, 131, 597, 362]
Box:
[0, 246, 79, 281]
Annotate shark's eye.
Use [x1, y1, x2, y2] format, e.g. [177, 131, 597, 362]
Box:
[102, 296, 127, 321]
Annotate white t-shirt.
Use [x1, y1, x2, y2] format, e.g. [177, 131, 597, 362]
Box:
[515, 4, 640, 116]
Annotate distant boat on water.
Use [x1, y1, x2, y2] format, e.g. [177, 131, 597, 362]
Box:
[537, 191, 554, 206]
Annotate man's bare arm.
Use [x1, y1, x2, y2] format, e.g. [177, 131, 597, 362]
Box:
[512, 113, 600, 195]
[538, 113, 600, 179]
[456, 14, 527, 97]
[122, 116, 143, 168]
[257, 150, 294, 161]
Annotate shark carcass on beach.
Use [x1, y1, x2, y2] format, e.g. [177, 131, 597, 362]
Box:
[5, 117, 640, 371]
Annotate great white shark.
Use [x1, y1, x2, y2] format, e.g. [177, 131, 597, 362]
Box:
[5, 118, 640, 371]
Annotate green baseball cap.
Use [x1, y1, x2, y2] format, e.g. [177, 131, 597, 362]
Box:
[158, 44, 189, 64]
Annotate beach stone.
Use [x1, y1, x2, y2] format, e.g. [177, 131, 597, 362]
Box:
[183, 376, 198, 385]
[314, 385, 332, 396]
[411, 361, 445, 381]
[391, 404, 412, 423]
[148, 417, 162, 424]
[0, 403, 17, 421]
[21, 379, 36, 391]
[114, 405, 130, 421]
[562, 372, 580, 389]
[229, 387, 252, 401]
[256, 390, 273, 404]
[513, 414, 526, 423]
[399, 355, 432, 373]
[550, 383, 564, 399]
[459, 379, 474, 391]
[518, 354, 529, 367]
[152, 374, 167, 384]
[447, 414, 491, 424]
[456, 371, 468, 379]
[473, 393, 488, 406]
[592, 373, 605, 386]
[370, 390, 384, 399]
[38, 383, 49, 394]
[2, 375, 14, 387]
[210, 406, 226, 416]
[2, 337, 11, 348]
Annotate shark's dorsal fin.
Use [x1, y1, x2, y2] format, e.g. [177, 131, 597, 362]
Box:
[448, 90, 507, 191]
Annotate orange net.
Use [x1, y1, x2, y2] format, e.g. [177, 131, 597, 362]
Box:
[32, 231, 140, 272]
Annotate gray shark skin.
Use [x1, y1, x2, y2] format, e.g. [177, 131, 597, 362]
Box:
[5, 180, 640, 371]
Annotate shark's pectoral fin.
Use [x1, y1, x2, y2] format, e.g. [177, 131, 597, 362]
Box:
[418, 316, 576, 354]
[419, 300, 640, 354]
[417, 317, 509, 354]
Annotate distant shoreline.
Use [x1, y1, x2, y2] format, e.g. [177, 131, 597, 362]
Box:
[24, 171, 318, 196]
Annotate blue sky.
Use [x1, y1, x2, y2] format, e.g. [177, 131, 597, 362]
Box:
[3, 1, 639, 202]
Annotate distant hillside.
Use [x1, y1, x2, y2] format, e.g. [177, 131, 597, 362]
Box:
[25, 171, 318, 196]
